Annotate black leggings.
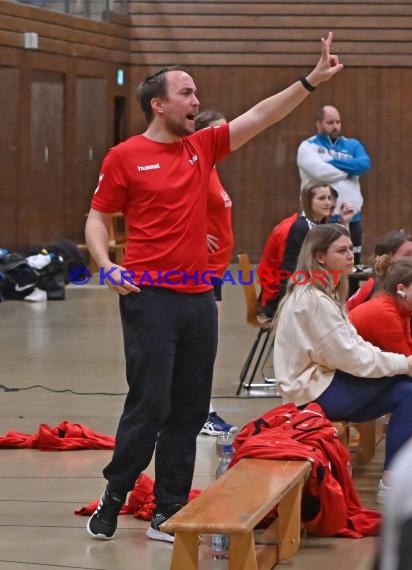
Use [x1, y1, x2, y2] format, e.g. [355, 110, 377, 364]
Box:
[314, 370, 412, 470]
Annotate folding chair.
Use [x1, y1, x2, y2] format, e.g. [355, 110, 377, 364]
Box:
[236, 253, 279, 395]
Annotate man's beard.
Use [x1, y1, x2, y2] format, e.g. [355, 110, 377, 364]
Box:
[165, 117, 194, 137]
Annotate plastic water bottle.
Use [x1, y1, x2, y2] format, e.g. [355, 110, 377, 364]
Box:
[215, 444, 234, 478]
[211, 533, 229, 560]
[211, 444, 234, 560]
[216, 428, 234, 459]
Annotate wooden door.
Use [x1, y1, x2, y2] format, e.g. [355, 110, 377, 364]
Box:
[19, 71, 65, 248]
[0, 67, 19, 249]
[73, 76, 107, 242]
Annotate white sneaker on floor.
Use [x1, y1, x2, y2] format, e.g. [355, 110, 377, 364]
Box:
[146, 525, 174, 543]
[376, 479, 390, 505]
[24, 288, 47, 302]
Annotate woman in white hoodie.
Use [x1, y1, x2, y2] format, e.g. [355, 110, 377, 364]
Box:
[274, 223, 412, 501]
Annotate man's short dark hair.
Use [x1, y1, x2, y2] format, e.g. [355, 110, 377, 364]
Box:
[137, 65, 189, 124]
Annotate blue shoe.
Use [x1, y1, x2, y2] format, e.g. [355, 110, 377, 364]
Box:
[200, 412, 237, 436]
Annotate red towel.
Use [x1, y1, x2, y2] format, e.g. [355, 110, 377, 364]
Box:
[0, 420, 115, 450]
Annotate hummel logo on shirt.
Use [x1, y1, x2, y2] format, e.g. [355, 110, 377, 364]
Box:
[189, 155, 198, 166]
[137, 163, 161, 172]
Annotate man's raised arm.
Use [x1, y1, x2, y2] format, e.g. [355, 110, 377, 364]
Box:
[229, 32, 343, 151]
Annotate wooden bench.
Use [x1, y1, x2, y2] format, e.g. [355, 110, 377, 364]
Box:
[331, 419, 379, 467]
[161, 458, 311, 570]
[350, 420, 387, 466]
[331, 419, 383, 468]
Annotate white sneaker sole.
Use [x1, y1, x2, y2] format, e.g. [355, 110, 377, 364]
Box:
[146, 526, 175, 543]
[200, 428, 221, 436]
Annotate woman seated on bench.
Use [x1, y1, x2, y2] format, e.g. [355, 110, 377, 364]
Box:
[349, 255, 412, 356]
[273, 223, 412, 503]
[259, 183, 354, 320]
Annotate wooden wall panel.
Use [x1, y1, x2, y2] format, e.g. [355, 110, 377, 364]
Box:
[0, 66, 19, 248]
[128, 1, 412, 67]
[72, 76, 107, 242]
[131, 2, 412, 15]
[19, 71, 65, 247]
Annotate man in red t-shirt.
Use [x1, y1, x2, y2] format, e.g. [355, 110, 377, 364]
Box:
[85, 34, 343, 543]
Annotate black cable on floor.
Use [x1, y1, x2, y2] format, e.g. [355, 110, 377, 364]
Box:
[0, 384, 278, 398]
[0, 384, 126, 396]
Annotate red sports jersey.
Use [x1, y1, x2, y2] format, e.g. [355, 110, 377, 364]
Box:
[207, 168, 233, 278]
[258, 213, 299, 306]
[349, 293, 412, 356]
[91, 124, 230, 292]
[345, 277, 374, 311]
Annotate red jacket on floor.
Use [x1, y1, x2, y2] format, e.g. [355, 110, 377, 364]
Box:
[0, 420, 116, 450]
[0, 420, 200, 521]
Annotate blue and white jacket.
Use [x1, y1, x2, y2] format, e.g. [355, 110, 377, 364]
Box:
[297, 133, 371, 218]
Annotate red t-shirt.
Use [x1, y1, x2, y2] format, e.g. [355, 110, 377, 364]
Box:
[349, 293, 412, 356]
[258, 213, 299, 306]
[91, 124, 230, 292]
[207, 168, 233, 278]
[345, 277, 375, 311]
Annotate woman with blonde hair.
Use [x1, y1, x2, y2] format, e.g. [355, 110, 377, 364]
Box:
[349, 256, 412, 356]
[274, 224, 412, 502]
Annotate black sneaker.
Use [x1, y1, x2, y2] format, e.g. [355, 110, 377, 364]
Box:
[146, 504, 183, 543]
[86, 489, 125, 540]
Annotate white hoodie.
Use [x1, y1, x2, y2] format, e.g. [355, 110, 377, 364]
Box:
[274, 286, 408, 406]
